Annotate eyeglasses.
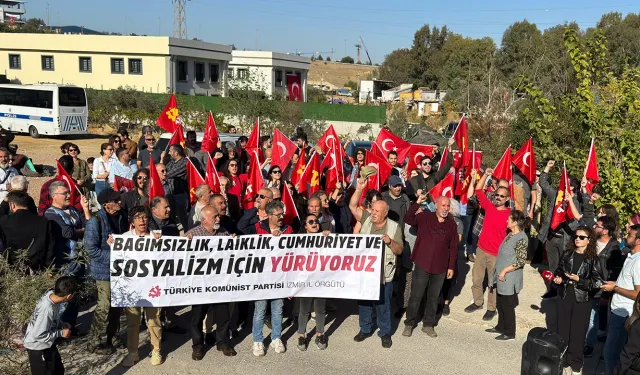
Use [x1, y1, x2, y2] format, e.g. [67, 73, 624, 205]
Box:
[54, 191, 70, 196]
[574, 235, 589, 240]
[270, 212, 284, 218]
[113, 140, 121, 143]
[134, 215, 149, 221]
[105, 148, 114, 151]
[391, 184, 402, 188]
[495, 194, 507, 199]
[272, 170, 282, 174]
[145, 138, 155, 142]
[229, 164, 238, 168]
[137, 176, 148, 180]
[68, 148, 78, 152]
[307, 219, 320, 225]
[255, 194, 268, 199]
[421, 163, 429, 166]
[158, 169, 166, 174]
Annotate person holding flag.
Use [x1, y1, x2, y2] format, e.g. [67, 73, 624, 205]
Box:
[409, 138, 455, 206]
[538, 160, 584, 300]
[165, 145, 189, 229]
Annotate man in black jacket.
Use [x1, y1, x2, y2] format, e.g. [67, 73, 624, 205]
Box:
[0, 191, 54, 272]
[408, 138, 455, 203]
[237, 188, 273, 234]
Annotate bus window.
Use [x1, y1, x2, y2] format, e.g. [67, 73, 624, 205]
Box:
[59, 87, 87, 107]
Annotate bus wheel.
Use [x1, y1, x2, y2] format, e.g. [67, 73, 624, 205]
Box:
[29, 126, 40, 139]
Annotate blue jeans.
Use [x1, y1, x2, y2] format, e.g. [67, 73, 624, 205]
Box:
[585, 298, 600, 346]
[358, 282, 393, 337]
[252, 299, 283, 342]
[604, 312, 628, 375]
[94, 180, 109, 196]
[461, 215, 475, 256]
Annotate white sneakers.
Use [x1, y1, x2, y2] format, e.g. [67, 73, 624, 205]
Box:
[253, 341, 265, 357]
[253, 339, 286, 356]
[270, 338, 286, 354]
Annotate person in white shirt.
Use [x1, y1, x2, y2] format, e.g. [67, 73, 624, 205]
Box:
[601, 224, 640, 375]
[93, 143, 115, 196]
[109, 148, 138, 184]
[0, 147, 19, 201]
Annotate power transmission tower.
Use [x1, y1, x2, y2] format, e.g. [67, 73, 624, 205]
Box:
[173, 0, 189, 39]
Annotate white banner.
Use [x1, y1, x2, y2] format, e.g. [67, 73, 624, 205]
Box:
[110, 234, 384, 307]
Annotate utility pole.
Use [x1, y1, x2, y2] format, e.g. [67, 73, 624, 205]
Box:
[173, 0, 189, 39]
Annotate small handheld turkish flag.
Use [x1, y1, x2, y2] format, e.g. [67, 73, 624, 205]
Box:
[56, 160, 80, 204]
[375, 128, 411, 165]
[541, 270, 554, 281]
[513, 138, 537, 185]
[550, 162, 575, 230]
[317, 125, 340, 154]
[113, 176, 134, 193]
[428, 172, 455, 203]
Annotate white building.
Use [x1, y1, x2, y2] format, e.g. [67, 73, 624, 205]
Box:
[0, 0, 25, 24]
[228, 51, 310, 101]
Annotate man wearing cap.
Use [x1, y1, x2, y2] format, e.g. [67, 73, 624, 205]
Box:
[85, 188, 129, 354]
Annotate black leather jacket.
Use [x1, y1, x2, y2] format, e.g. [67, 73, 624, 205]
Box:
[554, 250, 604, 303]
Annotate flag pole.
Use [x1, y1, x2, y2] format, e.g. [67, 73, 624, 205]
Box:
[472, 142, 476, 170]
[451, 113, 465, 138]
[564, 160, 571, 195]
[583, 137, 594, 179]
[164, 127, 179, 153]
[187, 158, 205, 181]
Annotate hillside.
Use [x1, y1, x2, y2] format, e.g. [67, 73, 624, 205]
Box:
[308, 61, 378, 89]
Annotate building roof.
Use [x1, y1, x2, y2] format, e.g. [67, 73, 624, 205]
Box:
[230, 50, 310, 70]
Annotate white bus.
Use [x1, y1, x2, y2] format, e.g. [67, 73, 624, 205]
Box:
[0, 84, 89, 138]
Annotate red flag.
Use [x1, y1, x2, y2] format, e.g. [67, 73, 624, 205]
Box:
[187, 158, 205, 205]
[113, 176, 134, 193]
[320, 145, 340, 191]
[205, 154, 221, 193]
[243, 151, 265, 209]
[459, 148, 483, 205]
[550, 162, 575, 230]
[584, 138, 599, 195]
[168, 123, 186, 149]
[370, 142, 385, 159]
[290, 150, 306, 188]
[439, 147, 449, 168]
[298, 151, 321, 196]
[56, 160, 80, 204]
[453, 116, 469, 155]
[492, 146, 514, 198]
[156, 93, 181, 133]
[513, 138, 537, 185]
[317, 124, 340, 154]
[271, 128, 297, 170]
[365, 150, 393, 191]
[453, 150, 464, 169]
[148, 155, 165, 201]
[375, 128, 411, 165]
[201, 111, 220, 154]
[282, 182, 300, 225]
[246, 119, 260, 152]
[405, 144, 435, 172]
[286, 74, 303, 102]
[429, 172, 455, 203]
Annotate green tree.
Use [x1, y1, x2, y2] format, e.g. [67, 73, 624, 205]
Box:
[410, 24, 449, 88]
[326, 56, 331, 62]
[379, 48, 413, 85]
[344, 80, 358, 90]
[340, 56, 355, 64]
[496, 20, 544, 82]
[317, 54, 323, 61]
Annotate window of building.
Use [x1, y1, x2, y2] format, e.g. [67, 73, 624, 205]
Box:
[41, 56, 54, 71]
[227, 68, 234, 80]
[275, 70, 283, 87]
[210, 64, 220, 83]
[195, 62, 205, 82]
[9, 54, 20, 69]
[111, 58, 124, 74]
[177, 61, 188, 81]
[237, 68, 249, 80]
[129, 59, 143, 75]
[79, 57, 92, 73]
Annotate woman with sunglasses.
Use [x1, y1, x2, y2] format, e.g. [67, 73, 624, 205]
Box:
[266, 165, 283, 190]
[348, 148, 366, 185]
[92, 143, 115, 196]
[109, 135, 123, 159]
[553, 226, 604, 374]
[296, 214, 331, 351]
[66, 143, 92, 193]
[222, 159, 247, 209]
[121, 169, 150, 214]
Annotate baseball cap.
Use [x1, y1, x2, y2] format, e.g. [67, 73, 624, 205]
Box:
[388, 175, 403, 187]
[97, 188, 122, 205]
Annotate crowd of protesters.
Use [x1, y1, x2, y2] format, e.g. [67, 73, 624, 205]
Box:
[3, 123, 640, 375]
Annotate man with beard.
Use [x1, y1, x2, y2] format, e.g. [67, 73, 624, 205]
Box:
[408, 139, 454, 204]
[187, 206, 237, 359]
[0, 147, 18, 202]
[237, 188, 273, 234]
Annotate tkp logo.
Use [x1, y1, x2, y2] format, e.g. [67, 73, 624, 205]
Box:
[148, 285, 162, 298]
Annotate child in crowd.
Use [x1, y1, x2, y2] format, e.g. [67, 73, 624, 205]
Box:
[24, 276, 79, 375]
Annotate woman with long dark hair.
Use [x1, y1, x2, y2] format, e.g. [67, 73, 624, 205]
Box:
[222, 159, 247, 208]
[92, 143, 115, 196]
[266, 165, 283, 190]
[121, 168, 150, 214]
[296, 213, 330, 351]
[553, 226, 604, 374]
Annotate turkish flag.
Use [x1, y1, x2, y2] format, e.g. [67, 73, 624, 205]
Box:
[370, 142, 385, 159]
[148, 155, 165, 201]
[168, 123, 186, 149]
[113, 176, 134, 193]
[287, 74, 303, 102]
[290, 150, 306, 189]
[243, 151, 265, 209]
[375, 128, 411, 165]
[405, 144, 435, 172]
[56, 160, 80, 205]
[156, 93, 181, 133]
[298, 151, 321, 196]
[317, 124, 340, 154]
[429, 172, 455, 203]
[492, 146, 514, 198]
[365, 150, 393, 191]
[246, 119, 260, 152]
[271, 128, 297, 170]
[320, 145, 340, 191]
[282, 183, 300, 225]
[584, 138, 600, 195]
[205, 154, 221, 193]
[439, 147, 449, 169]
[201, 111, 220, 154]
[453, 150, 464, 169]
[513, 138, 537, 185]
[187, 158, 205, 205]
[550, 163, 575, 230]
[453, 117, 469, 155]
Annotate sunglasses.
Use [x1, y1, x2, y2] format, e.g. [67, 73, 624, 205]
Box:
[255, 194, 268, 199]
[391, 184, 402, 188]
[105, 148, 114, 151]
[158, 169, 166, 173]
[137, 176, 148, 180]
[421, 163, 429, 166]
[145, 138, 155, 142]
[574, 235, 589, 240]
[113, 140, 121, 143]
[68, 148, 78, 152]
[272, 170, 282, 174]
[495, 194, 508, 199]
[229, 164, 238, 167]
[307, 219, 320, 225]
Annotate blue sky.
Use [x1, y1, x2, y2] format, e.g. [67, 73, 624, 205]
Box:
[26, 0, 639, 63]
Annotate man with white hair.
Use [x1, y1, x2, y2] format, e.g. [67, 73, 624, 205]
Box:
[187, 183, 212, 229]
[351, 178, 403, 348]
[402, 195, 459, 338]
[0, 147, 18, 202]
[0, 175, 36, 215]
